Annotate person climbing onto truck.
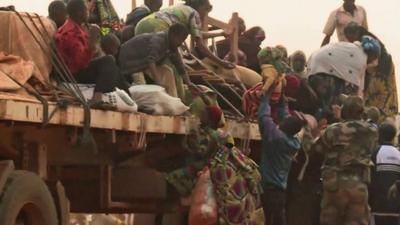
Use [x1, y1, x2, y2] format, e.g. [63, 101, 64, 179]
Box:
[135, 0, 234, 69]
[55, 0, 130, 108]
[119, 23, 196, 99]
[343, 22, 398, 115]
[48, 0, 67, 29]
[164, 90, 227, 197]
[210, 138, 265, 225]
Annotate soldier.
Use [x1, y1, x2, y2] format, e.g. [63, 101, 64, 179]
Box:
[313, 96, 379, 225]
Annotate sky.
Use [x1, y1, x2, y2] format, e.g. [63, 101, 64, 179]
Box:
[1, 0, 399, 86]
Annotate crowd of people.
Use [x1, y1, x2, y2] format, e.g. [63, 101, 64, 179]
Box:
[9, 0, 399, 224]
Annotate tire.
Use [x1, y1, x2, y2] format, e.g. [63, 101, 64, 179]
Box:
[0, 171, 59, 225]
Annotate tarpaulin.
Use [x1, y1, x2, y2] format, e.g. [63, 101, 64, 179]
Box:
[0, 11, 54, 86]
[0, 52, 34, 91]
[307, 42, 367, 91]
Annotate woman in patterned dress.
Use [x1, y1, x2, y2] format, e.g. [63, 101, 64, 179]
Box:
[210, 146, 264, 225]
[344, 22, 398, 115]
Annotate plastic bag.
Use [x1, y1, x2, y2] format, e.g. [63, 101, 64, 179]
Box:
[189, 168, 218, 225]
[74, 84, 138, 113]
[129, 85, 189, 116]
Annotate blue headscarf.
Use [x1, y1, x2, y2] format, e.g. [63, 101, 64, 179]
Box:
[361, 35, 381, 56]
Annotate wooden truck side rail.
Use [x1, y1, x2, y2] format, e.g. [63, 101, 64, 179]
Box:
[0, 99, 261, 140]
[0, 98, 261, 215]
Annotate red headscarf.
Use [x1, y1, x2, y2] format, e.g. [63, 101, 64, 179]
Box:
[284, 75, 301, 98]
[206, 106, 223, 127]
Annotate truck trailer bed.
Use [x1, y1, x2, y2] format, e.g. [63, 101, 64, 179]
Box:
[0, 98, 261, 140]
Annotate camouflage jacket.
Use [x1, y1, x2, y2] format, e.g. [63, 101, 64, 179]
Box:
[313, 120, 378, 177]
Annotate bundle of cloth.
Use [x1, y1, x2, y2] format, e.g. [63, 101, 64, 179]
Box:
[242, 47, 302, 124]
[306, 35, 381, 110]
[307, 41, 368, 96]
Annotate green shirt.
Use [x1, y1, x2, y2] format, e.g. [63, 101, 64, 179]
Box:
[155, 4, 202, 38]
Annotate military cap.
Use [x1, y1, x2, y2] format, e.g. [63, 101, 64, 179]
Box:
[342, 96, 364, 116]
[364, 106, 380, 124]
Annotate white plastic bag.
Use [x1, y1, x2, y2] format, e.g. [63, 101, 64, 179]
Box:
[129, 85, 189, 116]
[75, 84, 138, 113]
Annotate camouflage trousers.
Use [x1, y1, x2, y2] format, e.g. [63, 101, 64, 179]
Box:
[321, 173, 370, 225]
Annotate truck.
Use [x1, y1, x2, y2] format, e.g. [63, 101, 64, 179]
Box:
[0, 1, 261, 225]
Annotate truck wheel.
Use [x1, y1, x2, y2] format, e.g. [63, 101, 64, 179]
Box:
[0, 171, 59, 225]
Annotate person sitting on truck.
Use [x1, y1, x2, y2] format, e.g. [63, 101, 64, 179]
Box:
[121, 0, 163, 43]
[100, 33, 121, 58]
[87, 0, 122, 33]
[48, 0, 67, 29]
[55, 0, 130, 107]
[217, 26, 266, 73]
[215, 17, 248, 66]
[119, 23, 196, 99]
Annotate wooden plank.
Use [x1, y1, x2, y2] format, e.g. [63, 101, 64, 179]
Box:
[21, 142, 48, 179]
[229, 13, 239, 64]
[0, 100, 261, 140]
[206, 17, 230, 31]
[131, 0, 136, 9]
[0, 160, 14, 194]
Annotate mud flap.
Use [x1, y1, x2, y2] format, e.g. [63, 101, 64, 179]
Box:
[0, 160, 14, 193]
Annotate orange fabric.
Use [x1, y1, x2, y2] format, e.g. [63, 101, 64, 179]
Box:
[0, 91, 39, 103]
[260, 64, 285, 101]
[189, 168, 218, 225]
[0, 11, 54, 86]
[0, 52, 34, 91]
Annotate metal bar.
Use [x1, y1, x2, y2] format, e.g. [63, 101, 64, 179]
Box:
[202, 79, 245, 118]
[183, 43, 245, 97]
[230, 13, 239, 64]
[131, 0, 136, 9]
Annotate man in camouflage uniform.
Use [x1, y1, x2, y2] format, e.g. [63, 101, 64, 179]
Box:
[313, 96, 379, 225]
